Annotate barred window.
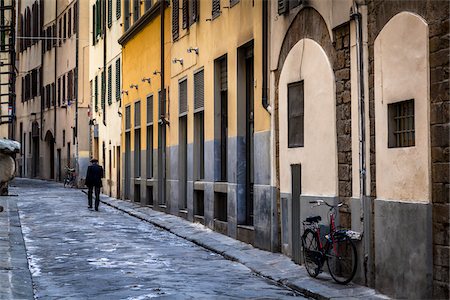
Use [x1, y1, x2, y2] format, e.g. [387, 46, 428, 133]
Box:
[388, 100, 415, 148]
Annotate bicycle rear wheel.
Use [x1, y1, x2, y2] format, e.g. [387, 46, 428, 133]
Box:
[302, 229, 321, 278]
[326, 234, 357, 284]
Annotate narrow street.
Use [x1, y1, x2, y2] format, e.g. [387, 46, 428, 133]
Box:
[9, 178, 303, 299]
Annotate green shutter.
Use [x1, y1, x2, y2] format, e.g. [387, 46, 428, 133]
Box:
[101, 71, 105, 109]
[95, 76, 98, 111]
[115, 59, 121, 101]
[108, 65, 112, 105]
[108, 0, 112, 28]
[116, 0, 121, 19]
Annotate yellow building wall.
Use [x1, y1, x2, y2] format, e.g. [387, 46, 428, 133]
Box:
[121, 8, 172, 152]
[169, 0, 270, 147]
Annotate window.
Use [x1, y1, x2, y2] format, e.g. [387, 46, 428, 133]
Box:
[135, 101, 141, 127]
[194, 69, 204, 180]
[287, 81, 304, 148]
[68, 70, 73, 103]
[51, 83, 55, 106]
[116, 0, 122, 20]
[57, 77, 61, 106]
[145, 0, 152, 11]
[146, 95, 153, 178]
[124, 0, 130, 30]
[230, 0, 240, 7]
[62, 74, 66, 104]
[68, 8, 72, 38]
[133, 0, 140, 22]
[108, 0, 113, 28]
[278, 0, 303, 15]
[147, 95, 153, 124]
[115, 59, 121, 101]
[63, 130, 66, 144]
[108, 65, 112, 105]
[179, 79, 187, 115]
[94, 75, 98, 111]
[182, 0, 189, 29]
[101, 71, 105, 109]
[125, 105, 131, 130]
[63, 13, 67, 41]
[172, 0, 179, 40]
[74, 2, 78, 34]
[388, 100, 415, 148]
[92, 4, 96, 44]
[58, 18, 62, 46]
[212, 0, 220, 19]
[52, 23, 57, 47]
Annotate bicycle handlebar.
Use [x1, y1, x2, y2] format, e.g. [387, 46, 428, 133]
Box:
[309, 199, 343, 208]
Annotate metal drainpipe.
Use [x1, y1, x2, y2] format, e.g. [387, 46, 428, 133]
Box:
[262, 0, 270, 112]
[54, 0, 57, 153]
[103, 0, 107, 126]
[75, 0, 80, 184]
[40, 1, 44, 141]
[160, 0, 166, 205]
[351, 1, 368, 285]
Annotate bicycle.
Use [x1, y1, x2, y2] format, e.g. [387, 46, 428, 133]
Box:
[63, 167, 76, 188]
[301, 199, 357, 284]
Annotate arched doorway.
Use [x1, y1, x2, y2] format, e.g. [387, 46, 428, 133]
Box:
[44, 130, 55, 180]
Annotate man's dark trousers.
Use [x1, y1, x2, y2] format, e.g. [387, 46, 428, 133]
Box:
[88, 186, 101, 210]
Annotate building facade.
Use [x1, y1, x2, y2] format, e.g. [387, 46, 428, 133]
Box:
[15, 0, 90, 182]
[118, 0, 171, 206]
[89, 0, 123, 198]
[271, 0, 449, 299]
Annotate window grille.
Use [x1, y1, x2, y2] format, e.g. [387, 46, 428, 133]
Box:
[288, 81, 304, 148]
[388, 100, 415, 148]
[194, 70, 204, 110]
[179, 79, 188, 115]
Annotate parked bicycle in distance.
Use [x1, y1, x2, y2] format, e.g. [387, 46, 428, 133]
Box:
[64, 167, 76, 188]
[301, 199, 358, 284]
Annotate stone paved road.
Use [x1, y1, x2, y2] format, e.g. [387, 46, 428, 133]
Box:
[12, 179, 304, 299]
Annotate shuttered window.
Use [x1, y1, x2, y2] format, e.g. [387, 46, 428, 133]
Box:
[133, 0, 140, 22]
[116, 0, 121, 19]
[230, 0, 239, 7]
[108, 0, 112, 28]
[68, 9, 72, 38]
[92, 4, 96, 44]
[145, 0, 152, 11]
[94, 75, 98, 111]
[194, 69, 204, 111]
[192, 0, 199, 23]
[115, 59, 121, 101]
[220, 59, 227, 91]
[135, 101, 141, 127]
[288, 81, 304, 148]
[278, 0, 288, 15]
[101, 72, 105, 110]
[68, 70, 73, 102]
[212, 0, 220, 19]
[74, 1, 78, 34]
[182, 0, 188, 29]
[125, 105, 131, 130]
[179, 79, 188, 115]
[147, 95, 153, 124]
[172, 0, 179, 40]
[108, 65, 112, 105]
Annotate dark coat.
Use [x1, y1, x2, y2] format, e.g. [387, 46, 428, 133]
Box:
[85, 164, 104, 187]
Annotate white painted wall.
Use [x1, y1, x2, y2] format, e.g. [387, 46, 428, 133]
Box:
[278, 38, 338, 196]
[374, 12, 430, 203]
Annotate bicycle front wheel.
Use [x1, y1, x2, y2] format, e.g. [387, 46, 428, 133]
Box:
[326, 234, 357, 284]
[302, 229, 321, 278]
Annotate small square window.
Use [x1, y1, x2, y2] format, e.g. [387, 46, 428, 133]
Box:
[388, 99, 415, 148]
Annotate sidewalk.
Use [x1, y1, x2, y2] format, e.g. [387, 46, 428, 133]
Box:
[0, 197, 34, 300]
[99, 194, 388, 300]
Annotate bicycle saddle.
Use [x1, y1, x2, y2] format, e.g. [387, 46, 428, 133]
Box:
[305, 216, 321, 223]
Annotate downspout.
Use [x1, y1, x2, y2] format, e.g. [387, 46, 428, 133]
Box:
[262, 0, 270, 112]
[75, 0, 80, 184]
[160, 0, 166, 205]
[54, 0, 57, 154]
[351, 1, 368, 285]
[102, 0, 107, 126]
[40, 0, 44, 141]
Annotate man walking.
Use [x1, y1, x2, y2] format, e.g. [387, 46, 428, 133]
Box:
[85, 158, 104, 211]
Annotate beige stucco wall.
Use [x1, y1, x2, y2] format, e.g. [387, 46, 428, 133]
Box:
[374, 12, 430, 203]
[278, 38, 338, 196]
[89, 0, 122, 197]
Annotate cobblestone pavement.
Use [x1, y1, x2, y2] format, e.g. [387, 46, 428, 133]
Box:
[11, 178, 304, 299]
